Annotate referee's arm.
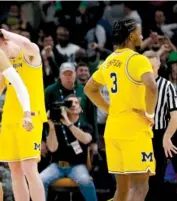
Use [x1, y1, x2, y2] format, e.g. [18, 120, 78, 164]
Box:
[164, 83, 177, 139]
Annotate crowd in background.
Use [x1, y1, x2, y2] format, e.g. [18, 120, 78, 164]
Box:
[0, 1, 177, 201]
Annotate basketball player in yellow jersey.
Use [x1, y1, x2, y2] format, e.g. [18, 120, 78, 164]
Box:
[0, 29, 47, 201]
[84, 19, 158, 201]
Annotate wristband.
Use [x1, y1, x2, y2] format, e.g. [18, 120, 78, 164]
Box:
[145, 112, 154, 119]
[67, 123, 74, 128]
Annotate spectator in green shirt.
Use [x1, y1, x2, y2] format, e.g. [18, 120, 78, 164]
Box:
[45, 62, 98, 151]
[76, 62, 90, 86]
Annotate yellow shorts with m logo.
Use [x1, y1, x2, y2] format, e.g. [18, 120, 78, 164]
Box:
[0, 115, 43, 162]
[104, 131, 155, 175]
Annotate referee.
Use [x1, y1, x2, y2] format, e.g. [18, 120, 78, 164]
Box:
[143, 51, 177, 201]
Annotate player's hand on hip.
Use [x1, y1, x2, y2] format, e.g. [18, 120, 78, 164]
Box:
[132, 108, 154, 126]
[163, 135, 177, 158]
[22, 112, 34, 132]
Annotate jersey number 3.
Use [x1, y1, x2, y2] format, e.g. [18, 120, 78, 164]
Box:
[110, 72, 118, 93]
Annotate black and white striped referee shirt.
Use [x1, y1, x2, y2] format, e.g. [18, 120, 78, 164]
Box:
[154, 76, 177, 130]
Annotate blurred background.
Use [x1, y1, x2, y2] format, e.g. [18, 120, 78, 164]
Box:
[0, 1, 177, 201]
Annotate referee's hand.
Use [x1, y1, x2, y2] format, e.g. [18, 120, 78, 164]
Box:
[132, 108, 154, 127]
[163, 135, 177, 158]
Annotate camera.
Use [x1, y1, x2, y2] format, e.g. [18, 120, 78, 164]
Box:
[49, 100, 72, 123]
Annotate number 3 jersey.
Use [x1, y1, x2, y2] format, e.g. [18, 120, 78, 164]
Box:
[92, 48, 153, 139]
[2, 50, 47, 124]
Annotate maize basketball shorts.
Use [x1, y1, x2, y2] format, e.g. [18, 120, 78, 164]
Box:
[104, 131, 155, 175]
[0, 115, 43, 162]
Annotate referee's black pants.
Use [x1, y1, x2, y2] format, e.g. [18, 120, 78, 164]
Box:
[145, 129, 177, 201]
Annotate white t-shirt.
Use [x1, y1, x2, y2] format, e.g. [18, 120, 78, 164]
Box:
[56, 43, 80, 62]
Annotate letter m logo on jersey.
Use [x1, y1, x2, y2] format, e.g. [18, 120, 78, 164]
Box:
[141, 152, 153, 162]
[34, 143, 41, 151]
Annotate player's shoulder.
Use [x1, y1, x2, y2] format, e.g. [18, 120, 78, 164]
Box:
[22, 44, 41, 68]
[129, 53, 152, 70]
[101, 51, 122, 67]
[130, 52, 150, 63]
[23, 57, 42, 69]
[102, 53, 114, 65]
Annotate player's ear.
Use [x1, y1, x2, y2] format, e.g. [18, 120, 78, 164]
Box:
[129, 32, 135, 42]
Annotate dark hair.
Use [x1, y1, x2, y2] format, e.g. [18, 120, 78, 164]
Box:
[41, 34, 53, 42]
[76, 62, 88, 70]
[112, 19, 137, 46]
[56, 24, 70, 33]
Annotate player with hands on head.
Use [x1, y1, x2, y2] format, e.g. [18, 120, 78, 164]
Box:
[0, 29, 47, 201]
[0, 29, 33, 131]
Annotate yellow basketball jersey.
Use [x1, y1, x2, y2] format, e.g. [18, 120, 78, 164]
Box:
[92, 48, 153, 139]
[2, 50, 47, 124]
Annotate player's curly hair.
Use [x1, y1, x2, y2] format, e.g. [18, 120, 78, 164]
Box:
[112, 19, 137, 46]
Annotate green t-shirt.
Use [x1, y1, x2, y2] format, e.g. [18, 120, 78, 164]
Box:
[45, 81, 98, 141]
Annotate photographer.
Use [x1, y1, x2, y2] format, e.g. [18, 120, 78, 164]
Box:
[45, 62, 99, 154]
[40, 94, 97, 201]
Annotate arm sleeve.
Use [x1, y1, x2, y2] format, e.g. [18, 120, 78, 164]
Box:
[92, 63, 106, 85]
[2, 67, 31, 112]
[167, 83, 177, 111]
[128, 54, 153, 82]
